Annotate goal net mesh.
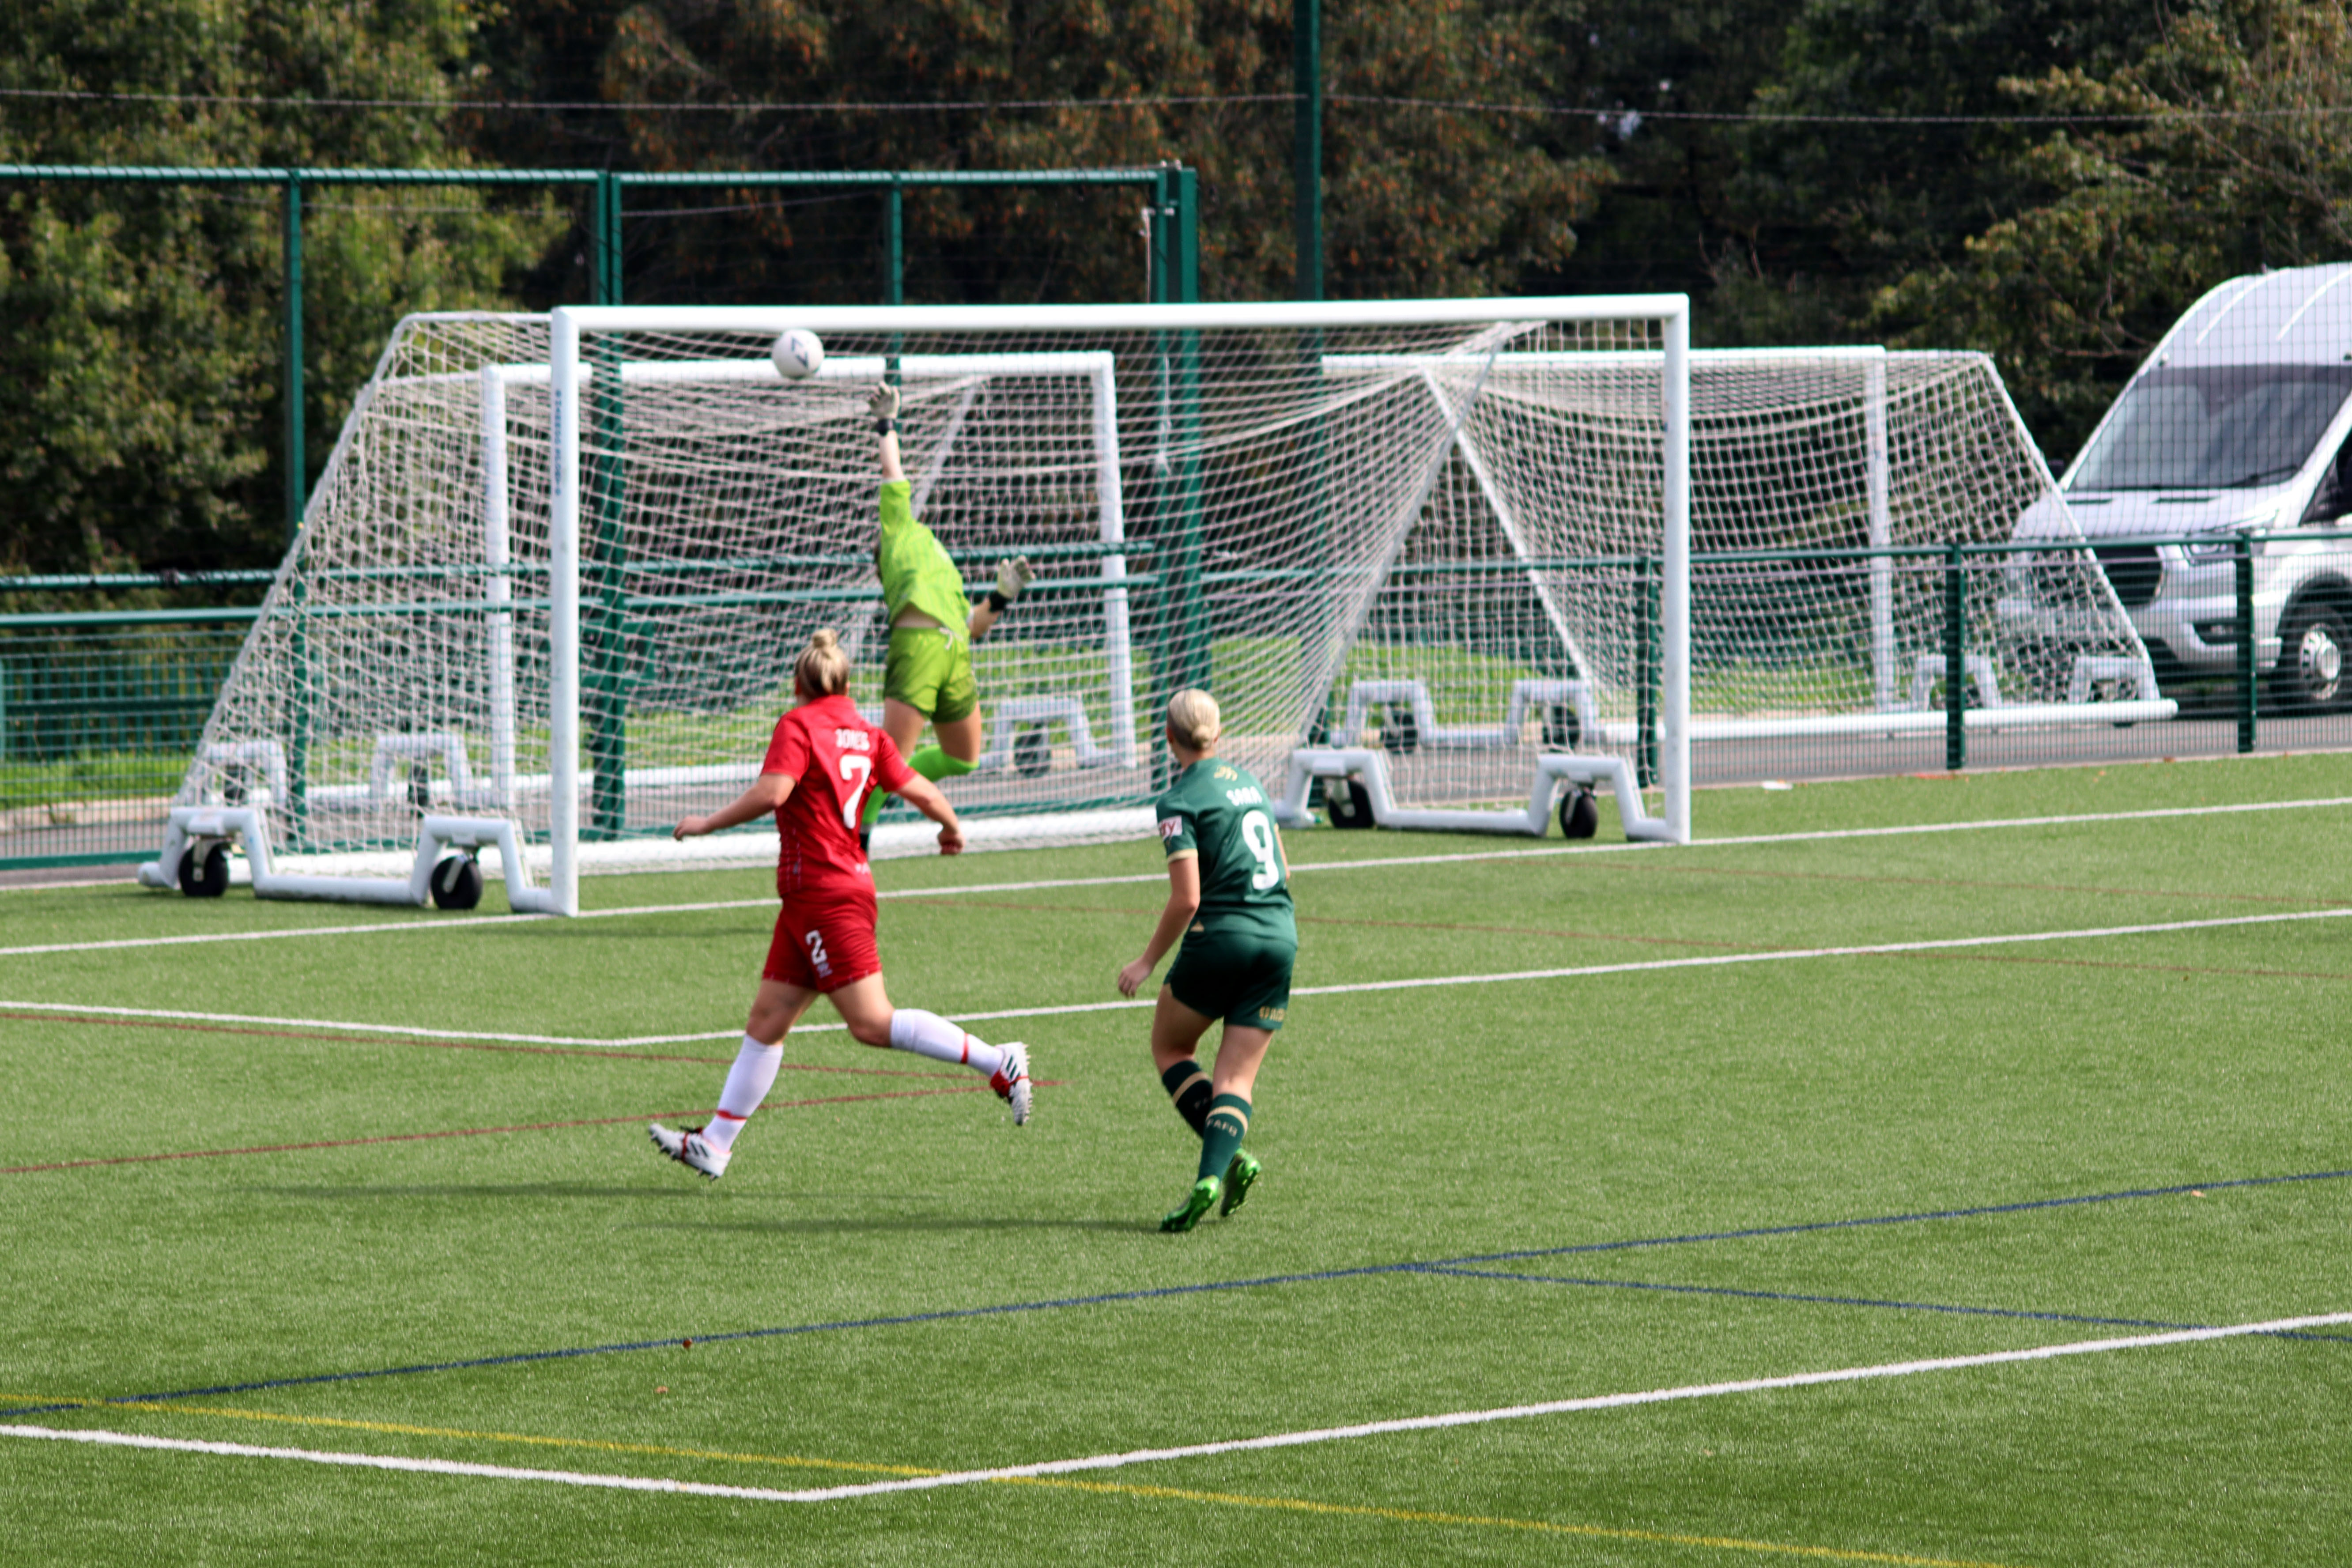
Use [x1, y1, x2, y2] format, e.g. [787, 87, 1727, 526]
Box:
[182, 315, 2140, 872]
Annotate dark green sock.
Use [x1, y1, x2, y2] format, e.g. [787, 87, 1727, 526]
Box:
[1159, 1060, 1212, 1137]
[1198, 1093, 1251, 1183]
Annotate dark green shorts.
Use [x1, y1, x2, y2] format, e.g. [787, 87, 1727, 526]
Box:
[1165, 924, 1296, 1031]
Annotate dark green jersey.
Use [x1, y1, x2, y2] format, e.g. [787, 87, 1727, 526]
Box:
[1153, 759, 1296, 941]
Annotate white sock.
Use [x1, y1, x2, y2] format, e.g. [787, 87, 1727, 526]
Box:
[887, 1009, 1005, 1077]
[704, 1035, 783, 1152]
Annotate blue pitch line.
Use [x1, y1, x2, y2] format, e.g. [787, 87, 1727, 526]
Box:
[11, 1164, 2349, 1421]
[1434, 1165, 2352, 1270]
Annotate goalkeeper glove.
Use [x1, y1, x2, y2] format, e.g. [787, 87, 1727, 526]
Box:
[868, 382, 900, 433]
[987, 555, 1033, 613]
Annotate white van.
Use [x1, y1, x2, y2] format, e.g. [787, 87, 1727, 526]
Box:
[2009, 262, 2352, 710]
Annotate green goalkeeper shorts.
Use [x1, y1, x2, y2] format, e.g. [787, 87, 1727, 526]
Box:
[1166, 924, 1296, 1032]
[883, 623, 977, 724]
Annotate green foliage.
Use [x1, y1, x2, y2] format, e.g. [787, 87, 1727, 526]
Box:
[0, 0, 565, 575]
[588, 0, 1608, 303]
[1873, 0, 2352, 464]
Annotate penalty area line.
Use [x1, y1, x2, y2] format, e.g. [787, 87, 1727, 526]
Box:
[9, 790, 2351, 960]
[8, 1312, 2344, 1505]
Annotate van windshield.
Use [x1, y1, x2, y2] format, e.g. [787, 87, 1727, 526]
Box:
[2069, 365, 2352, 491]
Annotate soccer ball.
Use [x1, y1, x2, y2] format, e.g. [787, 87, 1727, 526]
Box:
[771, 329, 825, 381]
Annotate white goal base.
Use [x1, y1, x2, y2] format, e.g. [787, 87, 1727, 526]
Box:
[136, 806, 559, 913]
[1271, 748, 1676, 842]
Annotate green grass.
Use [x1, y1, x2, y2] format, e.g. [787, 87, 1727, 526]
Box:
[3, 751, 2350, 1564]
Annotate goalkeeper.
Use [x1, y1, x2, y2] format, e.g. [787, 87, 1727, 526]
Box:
[857, 380, 1033, 850]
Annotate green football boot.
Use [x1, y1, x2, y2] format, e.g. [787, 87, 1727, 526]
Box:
[1220, 1152, 1261, 1217]
[1160, 1175, 1222, 1233]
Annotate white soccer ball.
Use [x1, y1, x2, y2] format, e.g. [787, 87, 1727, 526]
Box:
[771, 328, 825, 381]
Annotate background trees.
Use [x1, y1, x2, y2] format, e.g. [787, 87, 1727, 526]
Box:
[6, 0, 2350, 573]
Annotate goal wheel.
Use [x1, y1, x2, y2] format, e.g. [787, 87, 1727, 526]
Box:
[178, 843, 230, 898]
[1326, 777, 1377, 830]
[430, 853, 484, 911]
[1558, 787, 1599, 840]
[1013, 726, 1052, 779]
[406, 761, 433, 814]
[1540, 704, 1582, 748]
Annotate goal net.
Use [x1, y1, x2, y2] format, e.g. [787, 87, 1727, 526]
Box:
[166, 302, 2149, 914]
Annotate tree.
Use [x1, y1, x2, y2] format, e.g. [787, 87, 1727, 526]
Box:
[0, 0, 562, 575]
[578, 0, 1608, 305]
[1873, 0, 2352, 463]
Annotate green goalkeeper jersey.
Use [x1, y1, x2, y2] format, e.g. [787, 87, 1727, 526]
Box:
[1153, 759, 1297, 943]
[875, 480, 971, 642]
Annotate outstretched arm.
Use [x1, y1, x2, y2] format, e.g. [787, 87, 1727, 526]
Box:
[872, 382, 904, 484]
[1119, 854, 1201, 996]
[675, 772, 795, 840]
[892, 770, 966, 856]
[967, 555, 1033, 642]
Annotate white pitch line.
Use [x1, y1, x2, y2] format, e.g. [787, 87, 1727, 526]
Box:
[0, 999, 735, 1049]
[8, 793, 2352, 961]
[12, 903, 2351, 1047]
[10, 1311, 2346, 1503]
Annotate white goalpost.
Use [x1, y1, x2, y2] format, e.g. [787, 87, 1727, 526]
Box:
[147, 296, 2158, 917]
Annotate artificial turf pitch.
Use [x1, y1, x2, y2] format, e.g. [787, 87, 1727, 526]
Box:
[2, 753, 2348, 1565]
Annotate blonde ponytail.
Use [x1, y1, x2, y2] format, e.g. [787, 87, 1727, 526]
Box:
[794, 627, 852, 699]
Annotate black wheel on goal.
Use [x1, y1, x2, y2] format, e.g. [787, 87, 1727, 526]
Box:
[1327, 777, 1377, 830]
[407, 761, 433, 815]
[1558, 787, 1600, 840]
[1381, 703, 1420, 755]
[178, 843, 229, 898]
[430, 853, 484, 911]
[1541, 704, 1582, 748]
[1013, 726, 1052, 779]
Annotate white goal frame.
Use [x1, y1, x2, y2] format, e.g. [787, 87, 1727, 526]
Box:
[547, 298, 1696, 914]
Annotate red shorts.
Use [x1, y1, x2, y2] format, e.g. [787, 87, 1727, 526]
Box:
[761, 891, 882, 993]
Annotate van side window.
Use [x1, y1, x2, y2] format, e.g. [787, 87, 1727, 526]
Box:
[2303, 441, 2352, 523]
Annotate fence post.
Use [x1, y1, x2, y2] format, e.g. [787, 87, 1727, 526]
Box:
[283, 175, 306, 545]
[885, 177, 904, 305]
[1944, 542, 1966, 771]
[2236, 533, 2258, 754]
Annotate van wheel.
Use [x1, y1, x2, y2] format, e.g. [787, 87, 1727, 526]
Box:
[2276, 599, 2351, 712]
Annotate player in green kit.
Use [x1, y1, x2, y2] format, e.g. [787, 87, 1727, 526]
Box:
[856, 381, 1033, 850]
[1117, 689, 1296, 1232]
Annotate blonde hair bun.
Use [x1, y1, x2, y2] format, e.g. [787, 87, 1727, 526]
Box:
[794, 626, 852, 698]
[1166, 688, 1223, 750]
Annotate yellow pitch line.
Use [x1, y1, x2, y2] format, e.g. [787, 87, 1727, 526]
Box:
[12, 1393, 2022, 1566]
[1007, 1476, 2020, 1566]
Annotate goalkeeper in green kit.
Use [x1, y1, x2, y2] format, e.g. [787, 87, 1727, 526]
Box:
[856, 380, 1034, 850]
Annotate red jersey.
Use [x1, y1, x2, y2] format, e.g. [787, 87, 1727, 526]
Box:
[759, 693, 916, 899]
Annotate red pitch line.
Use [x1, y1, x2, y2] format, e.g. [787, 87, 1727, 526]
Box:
[0, 1011, 959, 1079]
[0, 1086, 991, 1175]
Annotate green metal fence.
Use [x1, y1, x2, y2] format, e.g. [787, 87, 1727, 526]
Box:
[0, 584, 264, 868]
[8, 527, 2336, 871]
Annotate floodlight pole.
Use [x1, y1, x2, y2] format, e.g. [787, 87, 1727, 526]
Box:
[1294, 0, 1322, 301]
[283, 177, 305, 546]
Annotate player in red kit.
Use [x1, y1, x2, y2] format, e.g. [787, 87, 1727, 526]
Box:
[649, 627, 1031, 1181]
